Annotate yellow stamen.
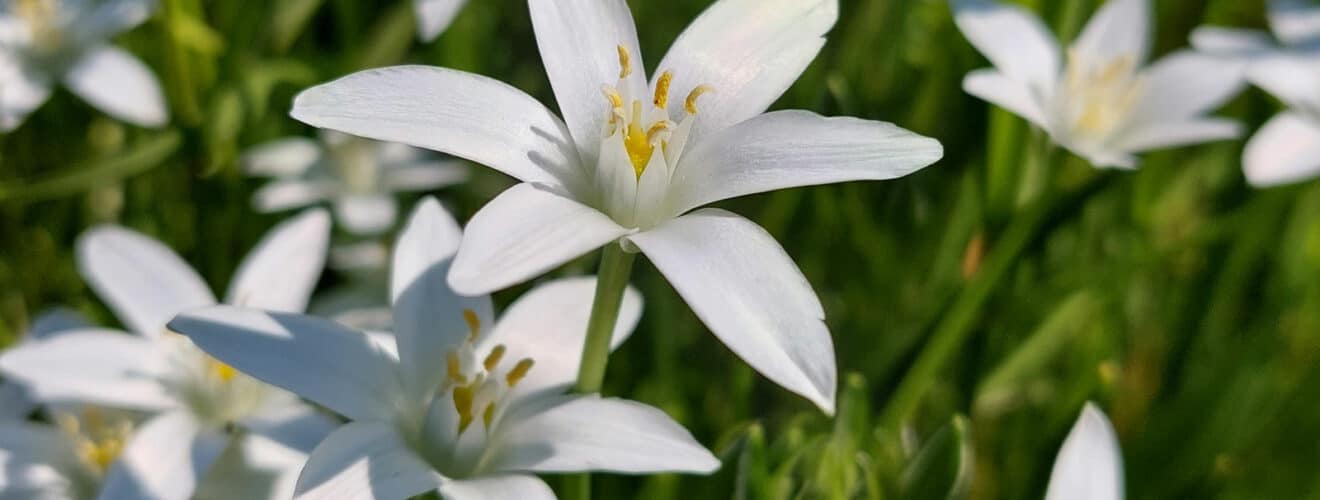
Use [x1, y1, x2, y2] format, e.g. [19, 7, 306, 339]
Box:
[209, 359, 238, 382]
[653, 70, 673, 109]
[453, 385, 475, 432]
[482, 403, 495, 428]
[647, 121, 673, 143]
[616, 45, 633, 79]
[446, 351, 465, 383]
[463, 308, 481, 341]
[685, 86, 713, 115]
[483, 345, 506, 371]
[506, 359, 535, 387]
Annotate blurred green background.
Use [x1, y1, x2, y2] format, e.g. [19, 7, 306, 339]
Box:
[3, 0, 1319, 498]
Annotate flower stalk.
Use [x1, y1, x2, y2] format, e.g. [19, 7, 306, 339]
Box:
[575, 243, 637, 394]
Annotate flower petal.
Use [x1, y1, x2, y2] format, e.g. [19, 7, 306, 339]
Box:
[951, 0, 1061, 91]
[253, 180, 336, 213]
[0, 382, 34, 420]
[1112, 118, 1241, 153]
[653, 0, 838, 137]
[195, 434, 308, 500]
[168, 306, 403, 422]
[448, 183, 631, 295]
[626, 209, 836, 413]
[1188, 26, 1273, 57]
[1044, 403, 1124, 500]
[334, 194, 398, 236]
[485, 395, 719, 475]
[479, 277, 643, 398]
[528, 0, 645, 167]
[0, 53, 52, 132]
[0, 422, 85, 489]
[1071, 0, 1150, 64]
[76, 225, 217, 338]
[668, 110, 942, 216]
[1247, 55, 1320, 113]
[242, 401, 339, 454]
[438, 474, 554, 500]
[290, 66, 586, 193]
[78, 0, 155, 40]
[295, 421, 444, 500]
[391, 198, 493, 401]
[1127, 51, 1246, 125]
[382, 160, 469, 191]
[412, 0, 466, 42]
[0, 330, 175, 410]
[98, 411, 228, 500]
[1244, 111, 1320, 187]
[242, 138, 324, 178]
[962, 69, 1049, 128]
[225, 209, 331, 313]
[63, 45, 168, 128]
[1270, 0, 1320, 47]
[26, 307, 93, 341]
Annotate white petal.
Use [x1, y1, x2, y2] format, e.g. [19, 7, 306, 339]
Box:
[226, 209, 331, 312]
[0, 330, 175, 410]
[295, 421, 443, 500]
[63, 45, 168, 127]
[0, 52, 51, 132]
[962, 69, 1049, 128]
[76, 225, 217, 338]
[479, 277, 642, 398]
[26, 307, 93, 341]
[98, 411, 228, 500]
[1247, 55, 1320, 113]
[0, 422, 86, 492]
[1127, 51, 1246, 125]
[334, 194, 398, 236]
[448, 183, 631, 295]
[412, 0, 466, 42]
[78, 0, 155, 40]
[627, 209, 836, 413]
[486, 395, 719, 475]
[382, 160, 468, 191]
[0, 383, 34, 420]
[195, 434, 308, 500]
[1244, 111, 1320, 187]
[1189, 26, 1273, 57]
[253, 180, 336, 213]
[168, 306, 403, 422]
[243, 138, 324, 178]
[438, 475, 554, 500]
[653, 0, 838, 137]
[1044, 403, 1124, 500]
[1071, 0, 1150, 64]
[243, 402, 339, 454]
[391, 198, 493, 401]
[668, 110, 943, 216]
[528, 0, 645, 167]
[291, 66, 586, 193]
[1112, 118, 1241, 153]
[1270, 0, 1320, 47]
[951, 0, 1061, 92]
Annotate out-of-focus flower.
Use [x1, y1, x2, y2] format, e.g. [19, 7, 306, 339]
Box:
[0, 308, 90, 421]
[953, 0, 1243, 168]
[291, 0, 944, 414]
[0, 407, 139, 499]
[243, 130, 467, 236]
[412, 0, 467, 43]
[0, 210, 335, 500]
[170, 198, 720, 499]
[0, 0, 167, 130]
[1238, 55, 1320, 186]
[1044, 402, 1124, 500]
[1191, 0, 1320, 59]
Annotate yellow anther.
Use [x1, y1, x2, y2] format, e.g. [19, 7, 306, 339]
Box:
[446, 351, 465, 383]
[482, 403, 495, 428]
[602, 86, 624, 110]
[453, 385, 475, 432]
[209, 359, 238, 382]
[463, 309, 481, 341]
[506, 358, 535, 387]
[616, 45, 633, 79]
[646, 121, 674, 143]
[685, 86, 713, 115]
[653, 70, 673, 109]
[483, 345, 506, 371]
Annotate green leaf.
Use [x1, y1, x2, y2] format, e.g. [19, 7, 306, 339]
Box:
[899, 415, 972, 500]
[0, 132, 181, 204]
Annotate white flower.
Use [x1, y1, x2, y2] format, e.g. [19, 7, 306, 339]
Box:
[290, 0, 943, 414]
[0, 308, 90, 421]
[244, 130, 468, 236]
[1191, 0, 1320, 58]
[1235, 55, 1320, 187]
[0, 408, 139, 499]
[0, 0, 168, 131]
[0, 209, 336, 500]
[952, 0, 1243, 168]
[1045, 402, 1124, 500]
[412, 0, 467, 43]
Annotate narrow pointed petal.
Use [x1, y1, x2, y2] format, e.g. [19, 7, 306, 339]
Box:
[0, 331, 175, 410]
[480, 277, 642, 397]
[225, 209, 331, 312]
[0, 54, 52, 132]
[668, 110, 942, 216]
[98, 411, 228, 500]
[413, 0, 466, 42]
[1044, 403, 1124, 500]
[242, 138, 323, 178]
[1270, 0, 1320, 47]
[1189, 26, 1273, 57]
[1127, 51, 1246, 125]
[951, 0, 1061, 91]
[1112, 118, 1241, 153]
[528, 0, 645, 166]
[627, 210, 836, 413]
[169, 306, 403, 422]
[486, 395, 719, 475]
[1071, 0, 1150, 64]
[334, 195, 398, 236]
[382, 160, 468, 191]
[448, 183, 631, 295]
[391, 198, 493, 401]
[295, 421, 444, 500]
[963, 69, 1048, 127]
[64, 45, 168, 127]
[654, 0, 838, 137]
[79, 0, 155, 39]
[438, 475, 554, 500]
[242, 401, 339, 454]
[291, 66, 586, 194]
[1244, 111, 1320, 187]
[26, 308, 93, 341]
[76, 225, 217, 338]
[1247, 55, 1320, 113]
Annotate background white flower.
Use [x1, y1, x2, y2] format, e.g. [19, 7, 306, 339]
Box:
[244, 130, 467, 236]
[0, 308, 90, 422]
[412, 0, 466, 43]
[0, 408, 140, 500]
[1044, 402, 1124, 500]
[1237, 55, 1320, 187]
[1191, 0, 1320, 58]
[0, 209, 335, 500]
[169, 198, 720, 499]
[289, 0, 944, 414]
[0, 0, 167, 130]
[952, 0, 1243, 168]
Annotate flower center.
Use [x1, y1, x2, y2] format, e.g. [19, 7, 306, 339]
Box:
[600, 45, 712, 179]
[15, 0, 64, 54]
[1062, 48, 1144, 141]
[55, 408, 133, 476]
[441, 309, 535, 435]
